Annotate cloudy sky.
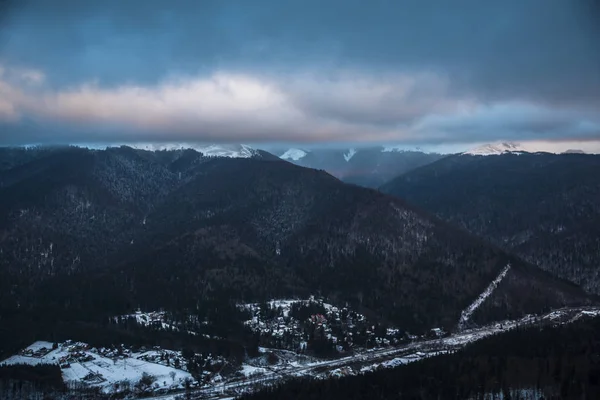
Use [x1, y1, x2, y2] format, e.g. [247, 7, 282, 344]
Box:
[0, 0, 599, 151]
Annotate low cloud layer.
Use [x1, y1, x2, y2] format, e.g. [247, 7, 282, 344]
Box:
[0, 0, 598, 146]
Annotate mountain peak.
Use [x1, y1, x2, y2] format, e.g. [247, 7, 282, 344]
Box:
[463, 142, 528, 156]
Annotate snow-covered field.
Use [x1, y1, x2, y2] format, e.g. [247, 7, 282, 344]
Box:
[62, 357, 189, 388]
[1, 341, 192, 395]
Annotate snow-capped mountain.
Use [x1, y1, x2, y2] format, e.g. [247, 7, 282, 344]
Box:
[463, 142, 529, 156]
[463, 142, 592, 156]
[126, 143, 259, 158]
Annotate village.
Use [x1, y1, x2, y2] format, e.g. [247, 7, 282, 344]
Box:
[3, 305, 599, 398]
[238, 298, 447, 357]
[1, 298, 452, 398]
[3, 340, 215, 396]
[116, 297, 448, 359]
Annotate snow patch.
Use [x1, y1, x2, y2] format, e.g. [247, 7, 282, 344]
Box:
[280, 148, 308, 161]
[381, 145, 428, 153]
[343, 148, 356, 162]
[463, 142, 528, 156]
[458, 264, 511, 329]
[240, 365, 268, 378]
[381, 146, 413, 153]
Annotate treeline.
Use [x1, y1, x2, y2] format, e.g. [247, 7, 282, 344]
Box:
[0, 364, 69, 400]
[241, 317, 600, 400]
[380, 153, 600, 296]
[0, 297, 260, 363]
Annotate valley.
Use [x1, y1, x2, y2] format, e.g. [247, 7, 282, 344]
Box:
[3, 305, 598, 399]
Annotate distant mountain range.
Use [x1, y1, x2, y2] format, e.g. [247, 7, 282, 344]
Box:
[274, 142, 593, 188]
[19, 142, 585, 194]
[276, 146, 445, 188]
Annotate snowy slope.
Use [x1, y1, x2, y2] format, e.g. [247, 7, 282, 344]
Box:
[464, 141, 600, 155]
[458, 264, 511, 329]
[343, 148, 357, 162]
[124, 143, 258, 158]
[280, 148, 308, 161]
[382, 146, 424, 153]
[463, 142, 528, 156]
[193, 144, 257, 158]
[463, 141, 598, 156]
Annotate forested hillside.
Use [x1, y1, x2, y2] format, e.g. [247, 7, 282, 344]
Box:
[381, 153, 600, 294]
[0, 147, 593, 359]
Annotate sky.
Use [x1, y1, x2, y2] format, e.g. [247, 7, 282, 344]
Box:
[0, 0, 599, 152]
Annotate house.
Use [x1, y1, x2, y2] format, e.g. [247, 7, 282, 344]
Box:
[309, 314, 327, 324]
[430, 328, 445, 338]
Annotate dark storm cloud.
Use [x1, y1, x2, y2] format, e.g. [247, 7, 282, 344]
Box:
[3, 0, 597, 98]
[0, 0, 598, 146]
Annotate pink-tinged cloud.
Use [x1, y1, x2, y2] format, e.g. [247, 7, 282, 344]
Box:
[0, 62, 599, 146]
